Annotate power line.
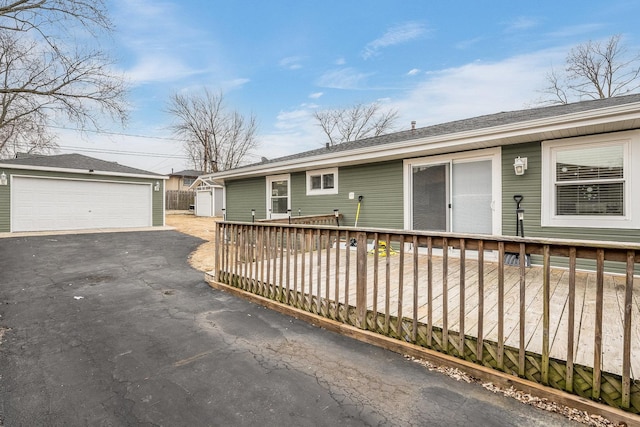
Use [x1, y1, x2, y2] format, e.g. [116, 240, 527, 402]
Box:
[57, 144, 190, 160]
[48, 125, 182, 142]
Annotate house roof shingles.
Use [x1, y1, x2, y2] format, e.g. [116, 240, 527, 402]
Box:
[252, 93, 640, 167]
[170, 169, 204, 177]
[0, 153, 162, 177]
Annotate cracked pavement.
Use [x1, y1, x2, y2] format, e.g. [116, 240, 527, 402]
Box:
[0, 231, 580, 426]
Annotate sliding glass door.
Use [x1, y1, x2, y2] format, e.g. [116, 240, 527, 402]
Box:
[408, 150, 499, 235]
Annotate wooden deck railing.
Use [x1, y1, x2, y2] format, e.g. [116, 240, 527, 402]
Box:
[212, 221, 640, 414]
[257, 213, 341, 226]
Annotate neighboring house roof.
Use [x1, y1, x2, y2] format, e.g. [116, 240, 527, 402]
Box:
[206, 93, 640, 181]
[0, 153, 166, 179]
[170, 169, 204, 178]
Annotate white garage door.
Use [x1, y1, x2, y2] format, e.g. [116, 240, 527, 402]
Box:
[12, 176, 152, 232]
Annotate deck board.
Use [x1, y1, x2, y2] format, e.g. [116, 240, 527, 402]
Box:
[238, 245, 640, 377]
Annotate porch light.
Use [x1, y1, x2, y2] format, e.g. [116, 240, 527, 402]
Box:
[513, 157, 528, 176]
[222, 208, 226, 221]
[251, 209, 255, 223]
[334, 209, 340, 227]
[154, 181, 160, 191]
[287, 208, 292, 224]
[0, 172, 6, 186]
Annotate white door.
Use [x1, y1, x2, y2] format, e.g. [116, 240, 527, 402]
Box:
[12, 176, 152, 232]
[408, 149, 500, 235]
[266, 174, 290, 219]
[196, 190, 213, 217]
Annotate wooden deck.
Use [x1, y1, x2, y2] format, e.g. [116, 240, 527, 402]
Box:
[239, 245, 640, 378]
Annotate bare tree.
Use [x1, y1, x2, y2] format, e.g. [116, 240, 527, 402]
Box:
[541, 34, 640, 105]
[0, 0, 128, 158]
[167, 89, 259, 173]
[313, 101, 398, 146]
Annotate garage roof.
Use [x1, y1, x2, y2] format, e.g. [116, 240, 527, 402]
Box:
[0, 153, 166, 179]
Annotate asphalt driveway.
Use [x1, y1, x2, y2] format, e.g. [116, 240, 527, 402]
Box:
[0, 231, 579, 426]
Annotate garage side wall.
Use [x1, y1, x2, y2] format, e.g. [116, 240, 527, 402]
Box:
[0, 168, 164, 232]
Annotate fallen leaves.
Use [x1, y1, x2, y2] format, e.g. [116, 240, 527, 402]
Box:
[404, 355, 624, 426]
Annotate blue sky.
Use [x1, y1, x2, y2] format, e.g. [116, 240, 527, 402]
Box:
[56, 0, 640, 173]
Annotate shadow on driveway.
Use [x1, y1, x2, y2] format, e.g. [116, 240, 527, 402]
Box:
[0, 231, 579, 426]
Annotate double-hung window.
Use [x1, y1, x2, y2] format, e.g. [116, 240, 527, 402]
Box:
[542, 132, 639, 228]
[306, 168, 338, 195]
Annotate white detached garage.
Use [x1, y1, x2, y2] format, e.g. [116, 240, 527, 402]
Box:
[0, 153, 167, 233]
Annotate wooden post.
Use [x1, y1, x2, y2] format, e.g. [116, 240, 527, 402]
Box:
[356, 232, 367, 329]
[459, 238, 466, 358]
[592, 249, 604, 400]
[518, 242, 526, 377]
[476, 240, 484, 364]
[566, 247, 576, 393]
[214, 222, 221, 282]
[542, 245, 550, 385]
[621, 250, 635, 409]
[497, 241, 504, 371]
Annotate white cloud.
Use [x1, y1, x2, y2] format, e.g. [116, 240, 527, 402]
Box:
[309, 92, 324, 99]
[279, 56, 306, 70]
[335, 57, 346, 65]
[316, 67, 374, 89]
[362, 22, 428, 59]
[407, 68, 420, 76]
[124, 54, 207, 84]
[253, 106, 324, 160]
[505, 16, 539, 32]
[254, 48, 569, 161]
[390, 48, 566, 129]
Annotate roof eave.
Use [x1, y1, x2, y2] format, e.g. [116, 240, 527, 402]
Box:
[0, 163, 168, 180]
[205, 101, 640, 182]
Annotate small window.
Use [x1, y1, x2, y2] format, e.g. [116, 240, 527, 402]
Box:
[306, 168, 338, 195]
[183, 177, 195, 187]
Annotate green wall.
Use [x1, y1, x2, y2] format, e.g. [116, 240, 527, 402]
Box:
[501, 142, 640, 244]
[225, 160, 404, 228]
[290, 160, 404, 228]
[225, 176, 266, 222]
[0, 168, 164, 232]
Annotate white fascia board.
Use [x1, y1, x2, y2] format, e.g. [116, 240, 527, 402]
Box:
[0, 163, 167, 180]
[207, 102, 640, 181]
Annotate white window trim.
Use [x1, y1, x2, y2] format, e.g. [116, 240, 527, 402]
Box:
[541, 131, 640, 229]
[266, 174, 291, 219]
[306, 167, 338, 195]
[403, 147, 502, 235]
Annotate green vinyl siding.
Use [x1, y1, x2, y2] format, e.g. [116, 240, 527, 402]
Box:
[0, 168, 164, 232]
[223, 160, 403, 228]
[501, 142, 542, 238]
[225, 176, 266, 221]
[291, 160, 404, 228]
[502, 142, 640, 273]
[0, 171, 8, 232]
[502, 142, 640, 244]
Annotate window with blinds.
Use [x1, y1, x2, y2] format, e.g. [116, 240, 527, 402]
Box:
[554, 144, 624, 216]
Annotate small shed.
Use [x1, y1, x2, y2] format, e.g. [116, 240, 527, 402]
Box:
[191, 177, 224, 217]
[0, 153, 167, 233]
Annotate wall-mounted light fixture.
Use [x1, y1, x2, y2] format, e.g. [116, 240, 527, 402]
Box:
[513, 157, 528, 176]
[0, 172, 7, 186]
[154, 181, 160, 191]
[334, 209, 340, 227]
